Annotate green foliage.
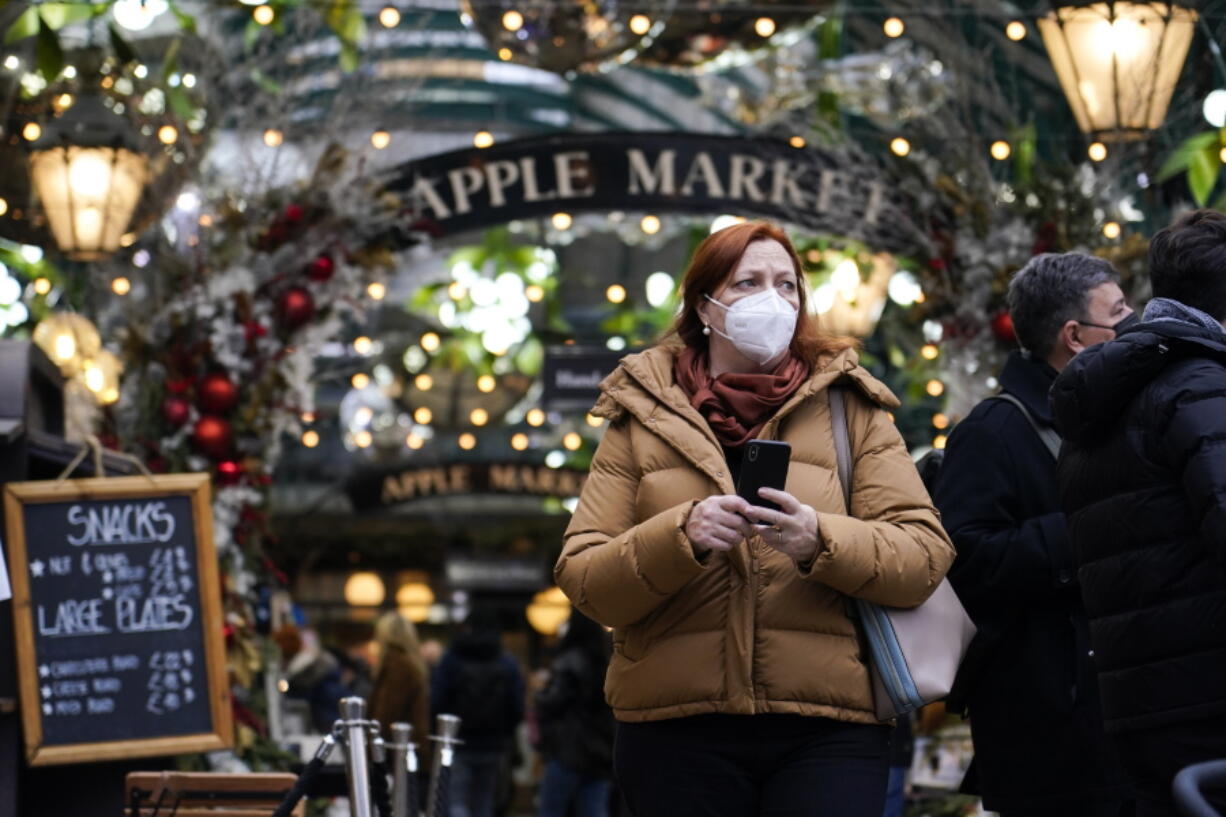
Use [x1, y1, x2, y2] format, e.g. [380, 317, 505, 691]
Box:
[1158, 130, 1224, 206]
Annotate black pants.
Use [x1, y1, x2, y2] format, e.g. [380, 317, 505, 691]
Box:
[1113, 714, 1226, 817]
[614, 713, 890, 817]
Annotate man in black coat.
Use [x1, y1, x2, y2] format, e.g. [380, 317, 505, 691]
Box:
[933, 252, 1135, 817]
[1053, 210, 1226, 817]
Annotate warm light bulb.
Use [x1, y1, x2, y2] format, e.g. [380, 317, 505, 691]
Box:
[470, 408, 489, 426]
[414, 374, 433, 391]
[448, 281, 467, 300]
[789, 135, 806, 149]
[640, 214, 661, 234]
[526, 285, 544, 302]
[920, 344, 939, 360]
[473, 130, 494, 149]
[477, 374, 496, 393]
[502, 10, 523, 31]
[1005, 20, 1026, 41]
[498, 47, 512, 60]
[754, 16, 776, 37]
[420, 332, 441, 352]
[353, 336, 373, 354]
[561, 432, 581, 451]
[526, 408, 545, 427]
[0, 197, 6, 217]
[1088, 142, 1108, 162]
[1102, 221, 1122, 239]
[890, 137, 911, 157]
[990, 141, 1011, 161]
[302, 430, 320, 447]
[22, 122, 41, 142]
[263, 128, 283, 147]
[926, 379, 945, 397]
[406, 432, 424, 449]
[53, 333, 76, 362]
[933, 434, 948, 450]
[378, 5, 400, 28]
[933, 413, 950, 430]
[253, 4, 274, 25]
[511, 433, 529, 451]
[883, 17, 905, 37]
[155, 124, 177, 145]
[629, 14, 651, 35]
[367, 282, 387, 300]
[585, 413, 603, 427]
[354, 430, 373, 448]
[351, 373, 370, 389]
[111, 277, 131, 296]
[551, 212, 573, 230]
[34, 278, 51, 295]
[458, 432, 477, 450]
[370, 129, 391, 149]
[606, 284, 627, 304]
[414, 407, 433, 424]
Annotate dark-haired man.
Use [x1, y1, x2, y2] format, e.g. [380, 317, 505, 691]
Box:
[933, 252, 1135, 817]
[1054, 210, 1226, 817]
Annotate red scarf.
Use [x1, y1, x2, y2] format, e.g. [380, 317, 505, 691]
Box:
[673, 347, 810, 448]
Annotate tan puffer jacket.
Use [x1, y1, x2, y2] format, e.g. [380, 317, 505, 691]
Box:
[555, 344, 954, 725]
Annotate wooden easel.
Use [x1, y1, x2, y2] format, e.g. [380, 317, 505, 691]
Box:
[124, 772, 304, 817]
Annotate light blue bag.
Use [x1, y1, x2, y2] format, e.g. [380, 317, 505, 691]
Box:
[828, 388, 976, 720]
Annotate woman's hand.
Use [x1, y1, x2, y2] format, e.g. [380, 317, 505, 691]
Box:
[685, 494, 755, 555]
[747, 488, 821, 564]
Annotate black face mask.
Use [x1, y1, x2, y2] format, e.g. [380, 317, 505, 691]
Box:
[1079, 311, 1139, 336]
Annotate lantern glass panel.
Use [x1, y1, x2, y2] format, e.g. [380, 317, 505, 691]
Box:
[29, 145, 148, 260]
[1038, 2, 1197, 141]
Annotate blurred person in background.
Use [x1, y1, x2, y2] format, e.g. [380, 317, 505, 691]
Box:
[432, 608, 525, 817]
[369, 610, 431, 747]
[535, 610, 615, 817]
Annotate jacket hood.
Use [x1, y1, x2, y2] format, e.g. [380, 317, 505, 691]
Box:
[1051, 321, 1226, 445]
[451, 628, 502, 660]
[590, 344, 899, 423]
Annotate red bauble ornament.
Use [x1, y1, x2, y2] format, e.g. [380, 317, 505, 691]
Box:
[198, 373, 239, 414]
[284, 203, 304, 224]
[991, 311, 1017, 344]
[278, 287, 315, 329]
[162, 396, 191, 427]
[217, 460, 243, 485]
[306, 255, 335, 282]
[192, 415, 233, 458]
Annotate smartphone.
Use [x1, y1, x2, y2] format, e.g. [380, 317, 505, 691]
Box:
[736, 439, 792, 515]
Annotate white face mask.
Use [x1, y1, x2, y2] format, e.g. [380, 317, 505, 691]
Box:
[704, 288, 798, 364]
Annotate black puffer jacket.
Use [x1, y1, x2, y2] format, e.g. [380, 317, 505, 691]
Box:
[1052, 320, 1226, 734]
[934, 351, 1128, 812]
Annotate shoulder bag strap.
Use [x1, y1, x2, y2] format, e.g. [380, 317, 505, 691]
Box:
[828, 387, 853, 513]
[988, 393, 1062, 460]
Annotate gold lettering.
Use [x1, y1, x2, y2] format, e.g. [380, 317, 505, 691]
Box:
[489, 464, 520, 492]
[449, 465, 472, 494]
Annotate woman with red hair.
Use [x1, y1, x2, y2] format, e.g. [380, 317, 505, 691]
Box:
[555, 221, 953, 816]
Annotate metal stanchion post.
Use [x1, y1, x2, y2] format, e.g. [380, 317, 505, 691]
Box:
[370, 730, 392, 817]
[388, 723, 416, 817]
[426, 714, 462, 817]
[339, 697, 374, 817]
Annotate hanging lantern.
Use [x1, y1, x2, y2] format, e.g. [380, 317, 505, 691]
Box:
[525, 586, 572, 636]
[1037, 2, 1197, 142]
[31, 312, 102, 378]
[460, 1, 656, 74]
[80, 348, 124, 404]
[27, 92, 148, 259]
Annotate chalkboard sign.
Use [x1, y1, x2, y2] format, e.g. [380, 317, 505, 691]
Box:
[3, 474, 232, 765]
